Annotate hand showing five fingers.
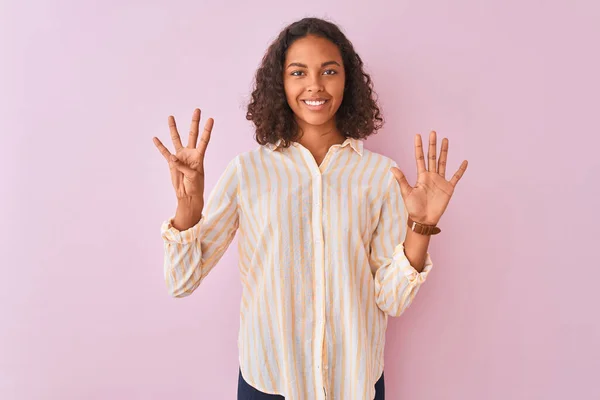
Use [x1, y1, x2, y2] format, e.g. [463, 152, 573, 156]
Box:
[391, 131, 468, 226]
[153, 108, 214, 202]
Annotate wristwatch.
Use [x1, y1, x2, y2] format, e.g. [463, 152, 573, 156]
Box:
[407, 215, 441, 236]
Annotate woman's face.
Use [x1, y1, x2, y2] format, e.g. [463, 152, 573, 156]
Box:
[283, 35, 346, 131]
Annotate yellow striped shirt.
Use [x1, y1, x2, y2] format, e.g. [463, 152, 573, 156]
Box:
[161, 138, 433, 400]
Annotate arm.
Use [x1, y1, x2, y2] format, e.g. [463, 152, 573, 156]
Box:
[370, 169, 434, 317]
[404, 225, 432, 273]
[160, 156, 240, 298]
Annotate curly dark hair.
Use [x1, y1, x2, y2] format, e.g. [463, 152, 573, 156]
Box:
[246, 17, 384, 148]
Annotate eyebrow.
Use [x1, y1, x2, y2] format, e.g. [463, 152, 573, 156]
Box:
[286, 61, 341, 69]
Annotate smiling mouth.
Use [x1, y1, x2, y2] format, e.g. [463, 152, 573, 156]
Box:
[303, 99, 328, 106]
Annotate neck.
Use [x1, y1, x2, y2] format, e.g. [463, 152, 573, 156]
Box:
[295, 119, 346, 157]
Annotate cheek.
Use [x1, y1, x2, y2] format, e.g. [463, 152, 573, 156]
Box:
[330, 77, 345, 98]
[284, 81, 300, 103]
[329, 80, 345, 106]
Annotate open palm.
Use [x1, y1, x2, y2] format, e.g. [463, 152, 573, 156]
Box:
[391, 131, 468, 226]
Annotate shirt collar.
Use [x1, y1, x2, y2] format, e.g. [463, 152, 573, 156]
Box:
[341, 137, 364, 156]
[266, 137, 363, 157]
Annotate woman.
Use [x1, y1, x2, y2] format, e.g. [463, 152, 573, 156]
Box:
[153, 17, 468, 400]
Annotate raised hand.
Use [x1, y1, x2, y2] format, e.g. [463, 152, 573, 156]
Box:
[391, 131, 468, 226]
[153, 108, 214, 203]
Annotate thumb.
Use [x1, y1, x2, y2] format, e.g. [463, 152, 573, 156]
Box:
[169, 155, 196, 177]
[390, 167, 411, 199]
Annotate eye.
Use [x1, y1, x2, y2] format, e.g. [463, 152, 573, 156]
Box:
[290, 70, 305, 76]
[323, 69, 337, 75]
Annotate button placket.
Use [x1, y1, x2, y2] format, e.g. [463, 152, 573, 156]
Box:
[300, 146, 326, 399]
[312, 167, 325, 374]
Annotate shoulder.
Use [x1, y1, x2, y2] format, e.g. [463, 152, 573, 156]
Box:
[361, 147, 398, 172]
[227, 146, 276, 178]
[233, 145, 284, 173]
[234, 145, 272, 162]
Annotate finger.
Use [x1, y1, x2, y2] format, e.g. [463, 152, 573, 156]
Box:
[391, 167, 412, 199]
[415, 134, 426, 175]
[153, 137, 173, 162]
[438, 138, 449, 179]
[187, 108, 201, 149]
[169, 157, 182, 190]
[428, 130, 437, 173]
[169, 154, 197, 177]
[449, 160, 468, 187]
[197, 117, 214, 158]
[168, 115, 184, 152]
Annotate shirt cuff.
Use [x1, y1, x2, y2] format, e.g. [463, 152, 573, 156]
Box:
[160, 215, 204, 244]
[392, 242, 433, 283]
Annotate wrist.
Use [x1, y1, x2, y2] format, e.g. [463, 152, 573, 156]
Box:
[409, 216, 438, 226]
[177, 196, 204, 212]
[173, 197, 203, 231]
[407, 215, 441, 236]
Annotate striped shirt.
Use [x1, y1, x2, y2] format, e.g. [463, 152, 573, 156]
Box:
[161, 137, 433, 400]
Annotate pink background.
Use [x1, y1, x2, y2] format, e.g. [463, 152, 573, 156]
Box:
[1, 0, 598, 399]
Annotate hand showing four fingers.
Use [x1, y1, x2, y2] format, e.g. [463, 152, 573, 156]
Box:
[153, 108, 214, 205]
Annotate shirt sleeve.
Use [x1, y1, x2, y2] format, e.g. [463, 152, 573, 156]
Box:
[160, 156, 240, 298]
[370, 163, 434, 317]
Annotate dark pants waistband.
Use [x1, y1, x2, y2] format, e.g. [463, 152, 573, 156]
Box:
[237, 367, 385, 399]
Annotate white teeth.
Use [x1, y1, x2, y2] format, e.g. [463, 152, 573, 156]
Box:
[304, 100, 326, 106]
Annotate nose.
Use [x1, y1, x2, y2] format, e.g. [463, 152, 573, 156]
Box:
[306, 74, 324, 93]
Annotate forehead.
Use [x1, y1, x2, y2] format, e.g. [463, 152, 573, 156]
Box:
[284, 35, 342, 63]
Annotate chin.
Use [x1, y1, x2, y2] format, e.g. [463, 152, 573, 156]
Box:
[298, 113, 334, 127]
[302, 118, 330, 127]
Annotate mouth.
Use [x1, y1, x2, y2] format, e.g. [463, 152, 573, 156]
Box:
[301, 99, 329, 111]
